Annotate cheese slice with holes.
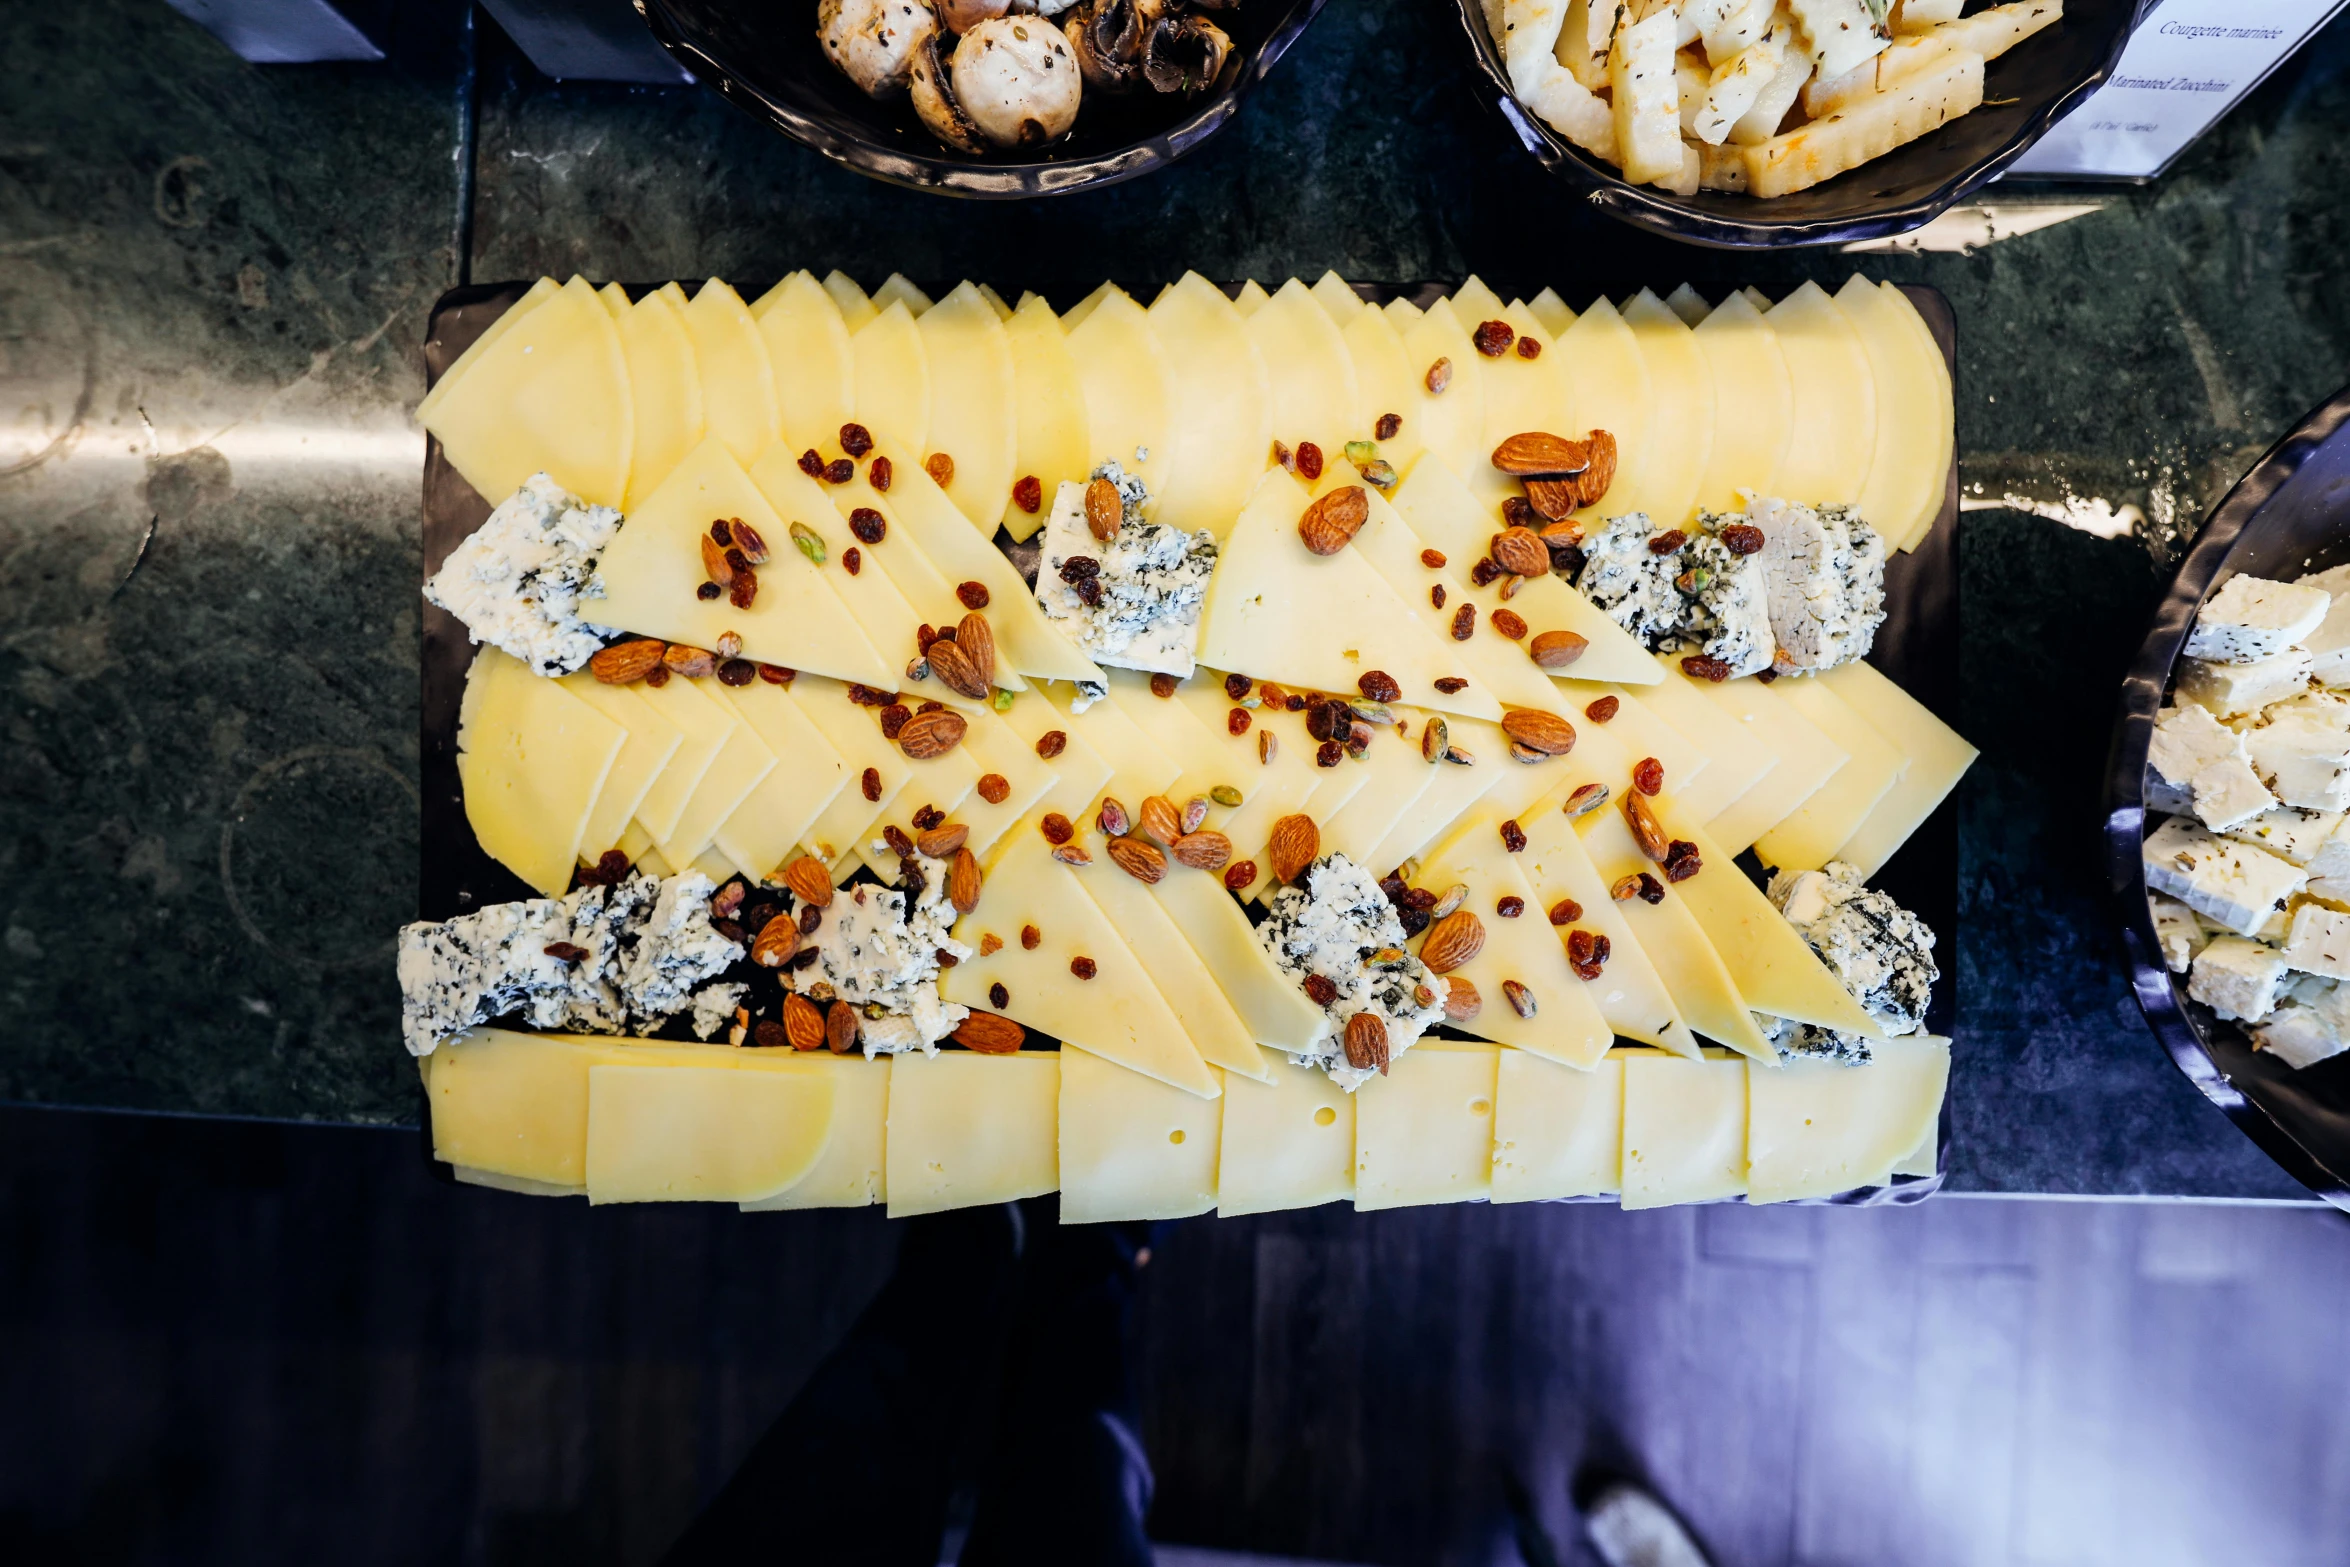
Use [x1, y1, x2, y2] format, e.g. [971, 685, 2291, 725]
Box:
[629, 672, 734, 844]
[790, 676, 909, 873]
[1058, 1048, 1224, 1222]
[1250, 278, 1362, 464]
[586, 1063, 834, 1205]
[559, 674, 685, 866]
[710, 679, 849, 883]
[1468, 300, 1572, 508]
[1817, 660, 1976, 876]
[1746, 1033, 1948, 1202]
[591, 438, 896, 688]
[1387, 297, 1488, 481]
[1149, 272, 1272, 538]
[1342, 302, 1423, 474]
[1556, 297, 1653, 517]
[458, 648, 625, 896]
[1631, 662, 1778, 824]
[1067, 286, 1172, 500]
[1618, 289, 1712, 528]
[1690, 290, 1793, 511]
[1692, 673, 1851, 853]
[885, 1050, 1060, 1217]
[654, 684, 777, 867]
[740, 1053, 890, 1209]
[1072, 850, 1265, 1080]
[751, 270, 856, 453]
[1620, 1047, 1748, 1209]
[918, 282, 1017, 533]
[1833, 275, 1942, 556]
[424, 274, 632, 508]
[1199, 469, 1503, 721]
[1413, 818, 1614, 1068]
[418, 275, 557, 429]
[1493, 1049, 1624, 1201]
[1218, 1056, 1356, 1215]
[941, 834, 1218, 1097]
[1353, 1042, 1498, 1210]
[852, 299, 931, 453]
[993, 688, 1115, 827]
[1753, 675, 1904, 873]
[607, 282, 705, 511]
[1577, 810, 1770, 1058]
[681, 279, 782, 466]
[1514, 793, 1696, 1054]
[1387, 455, 1660, 685]
[1002, 292, 1090, 541]
[1150, 871, 1326, 1060]
[1766, 280, 1876, 507]
[1882, 281, 1954, 553]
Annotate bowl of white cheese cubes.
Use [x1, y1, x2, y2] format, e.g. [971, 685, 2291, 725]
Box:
[2112, 384, 2350, 1204]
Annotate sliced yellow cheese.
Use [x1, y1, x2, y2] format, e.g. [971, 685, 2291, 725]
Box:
[789, 675, 910, 872]
[1002, 292, 1091, 541]
[654, 683, 777, 866]
[1150, 871, 1326, 1059]
[681, 279, 782, 466]
[629, 671, 735, 844]
[1066, 285, 1171, 501]
[590, 437, 896, 688]
[1321, 712, 1446, 869]
[976, 284, 1012, 321]
[750, 270, 856, 454]
[918, 282, 1017, 533]
[1231, 279, 1271, 317]
[1618, 288, 1712, 528]
[871, 273, 933, 316]
[558, 674, 685, 864]
[1071, 846, 1264, 1080]
[1556, 297, 1652, 517]
[1753, 675, 1904, 874]
[992, 685, 1115, 826]
[710, 678, 849, 883]
[1413, 817, 1613, 1069]
[1833, 274, 1943, 554]
[423, 274, 631, 508]
[1468, 300, 1571, 508]
[1387, 454, 1660, 685]
[822, 269, 878, 331]
[1358, 736, 1506, 877]
[954, 708, 1061, 862]
[1198, 469, 1503, 722]
[1689, 290, 1792, 512]
[1387, 296, 1488, 482]
[1353, 1041, 1497, 1211]
[1527, 286, 1576, 340]
[1218, 1056, 1355, 1215]
[418, 275, 557, 429]
[851, 298, 931, 453]
[1577, 810, 1771, 1058]
[1883, 281, 1954, 553]
[1148, 272, 1272, 538]
[741, 1053, 891, 1209]
[1692, 673, 1851, 853]
[1764, 279, 1876, 506]
[453, 1167, 581, 1199]
[1450, 275, 1510, 327]
[1249, 277, 1362, 464]
[1513, 793, 1695, 1053]
[941, 834, 1218, 1097]
[1058, 1048, 1223, 1222]
[1059, 280, 1115, 332]
[610, 283, 706, 510]
[1620, 1047, 1747, 1210]
[861, 740, 985, 885]
[1098, 669, 1235, 802]
[1291, 734, 1378, 850]
[1629, 663, 1777, 823]
[1170, 674, 1335, 889]
[1309, 269, 1365, 324]
[423, 1026, 597, 1186]
[1556, 682, 1712, 796]
[585, 1063, 834, 1205]
[1746, 1033, 1949, 1203]
[1892, 1109, 1939, 1178]
[1041, 679, 1179, 805]
[884, 1050, 1059, 1217]
[458, 647, 624, 896]
[1492, 1049, 1623, 1201]
[1817, 660, 1976, 877]
[1341, 302, 1423, 473]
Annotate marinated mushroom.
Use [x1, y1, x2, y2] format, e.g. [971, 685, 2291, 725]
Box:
[909, 28, 989, 153]
[938, 0, 1011, 32]
[1064, 0, 1149, 94]
[950, 16, 1084, 147]
[817, 0, 939, 97]
[1142, 9, 1231, 94]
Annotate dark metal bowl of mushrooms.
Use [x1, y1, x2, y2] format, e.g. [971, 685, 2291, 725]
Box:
[637, 0, 1330, 197]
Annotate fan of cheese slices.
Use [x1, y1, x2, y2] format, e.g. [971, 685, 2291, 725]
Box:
[1479, 0, 2064, 199]
[410, 269, 1974, 1212]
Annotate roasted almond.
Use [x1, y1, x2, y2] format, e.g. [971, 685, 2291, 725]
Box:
[1085, 477, 1123, 541]
[785, 855, 835, 907]
[1170, 830, 1232, 871]
[1489, 527, 1550, 578]
[954, 1010, 1025, 1055]
[1298, 485, 1370, 555]
[924, 637, 989, 701]
[826, 999, 861, 1055]
[751, 915, 800, 968]
[1577, 429, 1618, 507]
[1419, 909, 1486, 973]
[948, 847, 983, 912]
[1490, 431, 1589, 478]
[1528, 630, 1589, 669]
[1500, 709, 1576, 756]
[1623, 790, 1669, 861]
[955, 612, 997, 691]
[664, 643, 717, 679]
[589, 639, 665, 685]
[1523, 476, 1580, 520]
[1107, 835, 1167, 884]
[782, 992, 827, 1051]
[1137, 795, 1182, 848]
[918, 823, 969, 859]
[897, 708, 967, 759]
[1442, 976, 1482, 1022]
[1267, 813, 1320, 884]
[1343, 1010, 1390, 1073]
[700, 533, 735, 586]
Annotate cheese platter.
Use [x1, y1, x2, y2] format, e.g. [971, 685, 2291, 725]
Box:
[412, 270, 1972, 1214]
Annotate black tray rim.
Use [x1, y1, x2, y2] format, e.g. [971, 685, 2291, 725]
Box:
[2104, 379, 2350, 1212]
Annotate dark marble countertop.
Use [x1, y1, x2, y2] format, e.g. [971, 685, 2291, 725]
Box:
[7, 0, 2349, 1199]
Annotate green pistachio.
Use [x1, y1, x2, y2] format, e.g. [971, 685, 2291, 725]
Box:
[789, 521, 827, 566]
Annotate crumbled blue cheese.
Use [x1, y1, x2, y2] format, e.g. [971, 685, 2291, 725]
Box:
[1576, 512, 1687, 650]
[1681, 522, 1774, 677]
[787, 873, 971, 1054]
[1760, 860, 1938, 1064]
[423, 472, 623, 676]
[1747, 497, 1886, 673]
[1034, 464, 1217, 677]
[1254, 853, 1446, 1091]
[2184, 574, 2331, 665]
[616, 871, 745, 1023]
[690, 983, 749, 1041]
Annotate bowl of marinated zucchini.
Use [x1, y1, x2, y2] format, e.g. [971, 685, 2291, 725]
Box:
[1459, 0, 2135, 248]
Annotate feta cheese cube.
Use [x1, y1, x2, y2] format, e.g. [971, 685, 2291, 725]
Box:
[2149, 892, 2211, 974]
[2221, 806, 2345, 868]
[2141, 815, 2308, 936]
[2188, 935, 2289, 1021]
[2189, 756, 2275, 831]
[2292, 564, 2350, 686]
[2183, 574, 2331, 665]
[2281, 902, 2350, 979]
[2149, 703, 2244, 796]
[2245, 698, 2350, 810]
[2177, 648, 2313, 716]
[2253, 973, 2350, 1067]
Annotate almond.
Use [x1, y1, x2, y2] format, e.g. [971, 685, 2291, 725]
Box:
[1528, 630, 1589, 670]
[785, 855, 835, 907]
[826, 999, 861, 1055]
[751, 914, 800, 968]
[1419, 909, 1485, 973]
[663, 643, 717, 679]
[918, 822, 969, 859]
[1500, 709, 1576, 757]
[1137, 795, 1182, 848]
[897, 708, 967, 759]
[700, 533, 735, 586]
[1576, 429, 1618, 507]
[955, 612, 997, 691]
[1267, 813, 1319, 884]
[1623, 790, 1669, 862]
[925, 637, 989, 701]
[1298, 485, 1369, 555]
[1085, 477, 1123, 541]
[1523, 477, 1579, 520]
[1442, 976, 1482, 1022]
[1170, 830, 1232, 871]
[782, 992, 827, 1051]
[1107, 835, 1167, 884]
[1490, 432, 1589, 478]
[1489, 528, 1550, 578]
[954, 1010, 1025, 1055]
[948, 847, 983, 912]
[1343, 1010, 1390, 1073]
[589, 639, 665, 685]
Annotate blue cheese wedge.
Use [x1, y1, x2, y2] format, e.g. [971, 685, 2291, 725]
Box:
[787, 870, 970, 1054]
[1680, 524, 1775, 676]
[2141, 815, 2307, 936]
[2253, 973, 2350, 1068]
[424, 472, 623, 676]
[1255, 853, 1446, 1091]
[1747, 497, 1887, 673]
[1758, 859, 1937, 1063]
[1034, 464, 1217, 678]
[2188, 935, 2289, 1021]
[1577, 512, 1688, 651]
[2183, 574, 2331, 665]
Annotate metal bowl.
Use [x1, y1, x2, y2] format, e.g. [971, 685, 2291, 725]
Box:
[636, 0, 1328, 197]
[2106, 381, 2350, 1210]
[1453, 0, 2137, 249]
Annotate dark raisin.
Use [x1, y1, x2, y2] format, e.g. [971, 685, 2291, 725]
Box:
[1516, 336, 1542, 360]
[729, 569, 757, 609]
[1376, 412, 1403, 441]
[1057, 555, 1100, 583]
[1451, 603, 1476, 641]
[758, 664, 794, 685]
[1358, 670, 1401, 703]
[1316, 739, 1344, 767]
[990, 982, 1010, 1009]
[850, 508, 887, 544]
[1304, 973, 1339, 1006]
[839, 422, 874, 458]
[1502, 496, 1539, 530]
[753, 1020, 788, 1049]
[798, 904, 823, 934]
[1306, 703, 1333, 741]
[1663, 841, 1703, 883]
[1720, 523, 1764, 555]
[797, 449, 825, 477]
[847, 684, 891, 707]
[1554, 545, 1588, 578]
[1070, 956, 1098, 980]
[1229, 707, 1252, 736]
[646, 663, 671, 686]
[1434, 677, 1469, 694]
[718, 658, 756, 687]
[543, 940, 589, 963]
[843, 546, 862, 576]
[1680, 654, 1732, 682]
[823, 458, 854, 484]
[792, 945, 821, 970]
[1472, 319, 1515, 357]
[1150, 672, 1178, 698]
[1224, 672, 1252, 700]
[935, 949, 957, 968]
[1633, 757, 1665, 796]
[1296, 441, 1325, 481]
[1431, 584, 1447, 610]
[1036, 730, 1067, 759]
[1400, 906, 1430, 937]
[1380, 874, 1409, 907]
[913, 805, 944, 831]
[1549, 899, 1582, 926]
[1040, 813, 1074, 845]
[957, 581, 989, 609]
[1405, 887, 1438, 911]
[1648, 528, 1689, 555]
[1012, 474, 1042, 513]
[870, 455, 893, 491]
[882, 824, 915, 860]
[725, 546, 750, 575]
[1496, 896, 1525, 918]
[1500, 819, 1528, 853]
[1285, 693, 1306, 712]
[1075, 577, 1103, 607]
[696, 581, 723, 601]
[1470, 557, 1500, 587]
[1585, 696, 1620, 724]
[710, 519, 733, 546]
[879, 704, 911, 739]
[861, 767, 882, 802]
[918, 700, 943, 714]
[712, 916, 744, 944]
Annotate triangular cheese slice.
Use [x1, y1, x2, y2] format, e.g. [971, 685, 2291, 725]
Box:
[750, 271, 855, 453]
[1342, 303, 1423, 474]
[1450, 275, 1509, 326]
[942, 834, 1219, 1097]
[1309, 269, 1365, 324]
[1231, 279, 1271, 317]
[1074, 857, 1265, 1080]
[1059, 280, 1116, 333]
[629, 673, 732, 844]
[613, 284, 706, 511]
[853, 299, 931, 453]
[589, 437, 896, 688]
[1553, 681, 1711, 796]
[871, 273, 933, 315]
[789, 675, 911, 874]
[1514, 794, 1696, 1054]
[1619, 289, 1711, 529]
[458, 648, 624, 896]
[1148, 273, 1271, 538]
[1627, 661, 1777, 822]
[423, 274, 631, 508]
[1198, 468, 1502, 721]
[1690, 291, 1794, 511]
[823, 269, 878, 330]
[918, 282, 1017, 532]
[1151, 870, 1326, 1060]
[1249, 278, 1362, 461]
[1577, 808, 1771, 1059]
[1002, 292, 1089, 541]
[954, 708, 1061, 863]
[681, 279, 781, 465]
[1066, 286, 1171, 500]
[653, 683, 777, 866]
[1765, 280, 1876, 507]
[558, 674, 685, 863]
[1320, 705, 1447, 867]
[1413, 815, 1613, 1068]
[1689, 672, 1850, 853]
[1387, 298, 1489, 481]
[709, 678, 849, 883]
[1168, 672, 1337, 894]
[1817, 659, 1976, 877]
[418, 275, 557, 429]
[1753, 675, 1904, 874]
[1040, 680, 1178, 804]
[992, 684, 1115, 826]
[1526, 286, 1576, 340]
[1556, 297, 1652, 517]
[1359, 731, 1507, 879]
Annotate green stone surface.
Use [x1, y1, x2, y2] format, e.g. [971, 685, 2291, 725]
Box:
[6, 0, 2349, 1196]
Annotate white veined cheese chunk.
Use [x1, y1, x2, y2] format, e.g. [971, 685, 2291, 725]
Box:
[2141, 815, 2307, 937]
[1619, 1047, 1748, 1209]
[1058, 1048, 1223, 1223]
[1492, 1050, 1623, 1202]
[884, 1050, 1060, 1217]
[2281, 902, 2350, 981]
[2177, 648, 2314, 718]
[2190, 756, 2277, 833]
[2184, 574, 2331, 665]
[585, 1063, 834, 1205]
[1217, 1057, 1356, 1216]
[2187, 935, 2290, 1022]
[741, 1053, 892, 1210]
[1746, 1034, 1949, 1204]
[1353, 1042, 1499, 1211]
[2149, 893, 2211, 974]
[426, 469, 626, 681]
